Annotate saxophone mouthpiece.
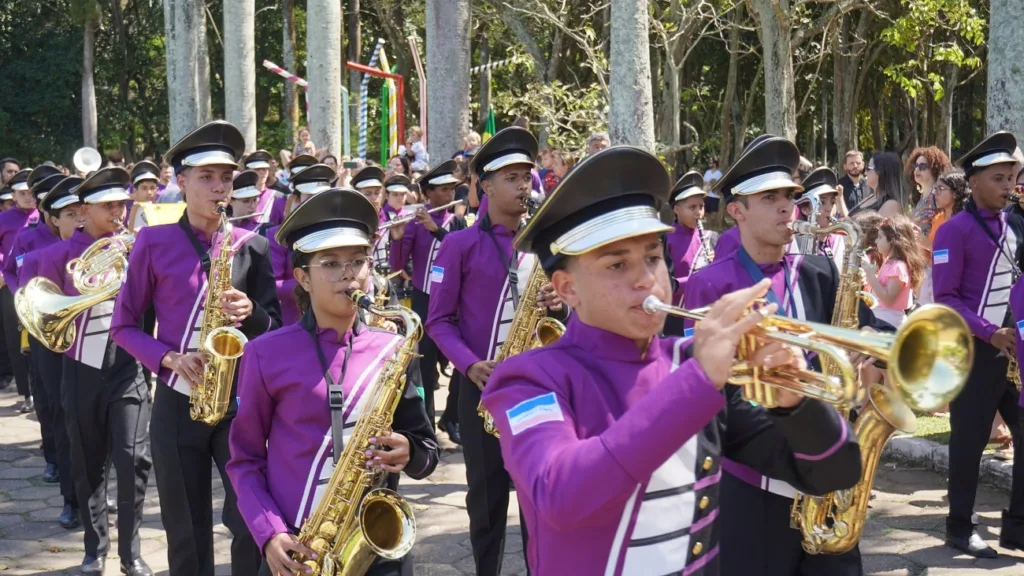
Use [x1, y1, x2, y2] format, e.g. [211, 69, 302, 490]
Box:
[346, 289, 376, 311]
[790, 221, 814, 235]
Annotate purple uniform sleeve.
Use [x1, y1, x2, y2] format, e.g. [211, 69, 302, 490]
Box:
[18, 251, 38, 288]
[482, 354, 725, 530]
[110, 229, 174, 377]
[932, 222, 996, 341]
[388, 222, 415, 273]
[425, 234, 480, 374]
[3, 232, 25, 290]
[227, 344, 290, 554]
[270, 235, 296, 314]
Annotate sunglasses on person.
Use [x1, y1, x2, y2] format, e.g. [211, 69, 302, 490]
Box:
[913, 162, 930, 172]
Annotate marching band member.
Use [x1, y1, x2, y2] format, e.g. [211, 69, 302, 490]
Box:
[35, 167, 152, 575]
[267, 164, 336, 326]
[4, 166, 63, 485]
[242, 150, 283, 228]
[427, 127, 563, 576]
[110, 120, 281, 576]
[683, 136, 880, 574]
[481, 145, 861, 575]
[389, 160, 467, 439]
[228, 188, 439, 576]
[228, 170, 268, 234]
[792, 167, 846, 270]
[935, 131, 1024, 557]
[0, 168, 37, 412]
[271, 154, 321, 223]
[665, 170, 716, 306]
[130, 160, 162, 205]
[19, 175, 83, 530]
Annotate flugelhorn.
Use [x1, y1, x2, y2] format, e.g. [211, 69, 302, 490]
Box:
[379, 200, 465, 231]
[643, 296, 971, 412]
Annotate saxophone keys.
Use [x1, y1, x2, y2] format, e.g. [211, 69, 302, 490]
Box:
[832, 520, 850, 538]
[315, 520, 338, 542]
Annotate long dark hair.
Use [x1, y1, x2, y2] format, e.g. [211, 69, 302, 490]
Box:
[871, 152, 909, 211]
[290, 250, 313, 313]
[935, 170, 969, 216]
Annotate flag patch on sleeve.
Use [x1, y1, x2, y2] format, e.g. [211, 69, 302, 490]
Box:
[1017, 319, 1024, 339]
[506, 392, 564, 436]
[683, 327, 695, 338]
[933, 249, 949, 265]
[430, 265, 444, 284]
[15, 255, 23, 268]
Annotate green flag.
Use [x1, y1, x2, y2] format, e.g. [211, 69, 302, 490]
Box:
[483, 107, 496, 141]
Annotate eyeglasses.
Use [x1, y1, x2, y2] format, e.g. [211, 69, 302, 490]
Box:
[305, 257, 370, 282]
[913, 163, 930, 171]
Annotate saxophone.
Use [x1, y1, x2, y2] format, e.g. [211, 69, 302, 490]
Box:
[789, 220, 917, 555]
[477, 261, 566, 437]
[293, 290, 420, 576]
[693, 219, 714, 271]
[189, 206, 249, 425]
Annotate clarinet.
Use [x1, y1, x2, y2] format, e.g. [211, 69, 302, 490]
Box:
[693, 219, 713, 270]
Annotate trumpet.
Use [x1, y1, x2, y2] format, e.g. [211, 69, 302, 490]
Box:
[379, 200, 465, 231]
[642, 296, 972, 412]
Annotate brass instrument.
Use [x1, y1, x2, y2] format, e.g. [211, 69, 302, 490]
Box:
[72, 147, 102, 175]
[693, 219, 714, 270]
[189, 205, 248, 425]
[788, 219, 903, 554]
[15, 218, 135, 353]
[293, 290, 419, 576]
[378, 199, 465, 231]
[641, 296, 971, 413]
[477, 261, 566, 437]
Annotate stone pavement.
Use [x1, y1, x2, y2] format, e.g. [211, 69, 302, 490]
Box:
[0, 380, 1023, 575]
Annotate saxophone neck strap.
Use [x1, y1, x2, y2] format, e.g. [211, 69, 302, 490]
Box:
[480, 211, 522, 309]
[178, 214, 212, 278]
[304, 308, 354, 462]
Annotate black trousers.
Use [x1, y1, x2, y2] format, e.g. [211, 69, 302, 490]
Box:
[151, 384, 261, 576]
[36, 339, 74, 504]
[0, 287, 11, 380]
[0, 287, 29, 397]
[947, 336, 1024, 535]
[411, 289, 439, 427]
[63, 356, 151, 560]
[719, 472, 863, 575]
[457, 373, 530, 576]
[27, 339, 55, 465]
[441, 371, 461, 427]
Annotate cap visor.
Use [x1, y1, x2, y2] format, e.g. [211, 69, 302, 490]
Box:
[484, 152, 535, 172]
[672, 187, 706, 203]
[181, 149, 238, 168]
[556, 216, 673, 257]
[354, 179, 382, 189]
[732, 174, 804, 196]
[427, 174, 460, 186]
[85, 189, 132, 204]
[51, 195, 79, 210]
[293, 227, 371, 253]
[231, 188, 262, 199]
[246, 161, 271, 170]
[0, 194, 12, 201]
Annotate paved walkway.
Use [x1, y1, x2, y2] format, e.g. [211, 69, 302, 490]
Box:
[0, 382, 1022, 575]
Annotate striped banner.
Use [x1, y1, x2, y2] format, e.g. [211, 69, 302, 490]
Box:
[263, 59, 309, 115]
[470, 57, 517, 74]
[377, 47, 398, 158]
[359, 38, 387, 160]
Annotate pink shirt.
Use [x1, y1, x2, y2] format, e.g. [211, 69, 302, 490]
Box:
[876, 259, 911, 311]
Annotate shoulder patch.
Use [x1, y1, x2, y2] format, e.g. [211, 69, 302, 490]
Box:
[15, 254, 23, 268]
[506, 392, 564, 435]
[1017, 319, 1024, 339]
[933, 249, 949, 265]
[430, 265, 444, 284]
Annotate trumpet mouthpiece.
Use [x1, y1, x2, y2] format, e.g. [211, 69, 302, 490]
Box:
[642, 295, 664, 315]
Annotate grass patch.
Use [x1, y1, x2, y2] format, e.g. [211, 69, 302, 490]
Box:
[913, 413, 951, 445]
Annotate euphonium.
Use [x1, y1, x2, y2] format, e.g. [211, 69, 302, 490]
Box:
[293, 290, 419, 576]
[641, 297, 972, 413]
[477, 261, 566, 437]
[189, 206, 248, 425]
[15, 218, 135, 353]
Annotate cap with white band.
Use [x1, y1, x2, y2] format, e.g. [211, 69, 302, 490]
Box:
[290, 164, 337, 196]
[77, 167, 132, 204]
[276, 188, 380, 254]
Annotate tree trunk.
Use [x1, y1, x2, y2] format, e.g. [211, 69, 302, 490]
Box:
[718, 4, 742, 168]
[426, 0, 471, 160]
[936, 64, 959, 156]
[224, 0, 256, 152]
[307, 0, 343, 156]
[197, 5, 212, 123]
[347, 0, 362, 148]
[283, 0, 299, 144]
[478, 40, 491, 128]
[164, 0, 203, 143]
[609, 0, 655, 150]
[82, 1, 99, 149]
[832, 13, 860, 158]
[749, 0, 797, 140]
[987, 0, 1024, 136]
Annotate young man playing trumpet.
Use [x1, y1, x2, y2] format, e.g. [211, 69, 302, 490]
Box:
[110, 121, 281, 576]
[390, 160, 467, 439]
[481, 145, 861, 575]
[683, 136, 895, 575]
[34, 167, 152, 575]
